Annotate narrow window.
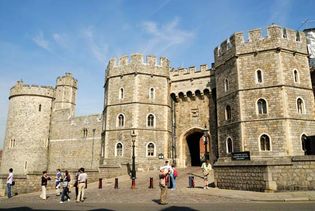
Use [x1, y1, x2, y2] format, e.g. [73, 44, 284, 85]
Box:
[116, 143, 123, 157]
[147, 143, 155, 156]
[83, 128, 88, 138]
[257, 99, 267, 114]
[147, 114, 155, 127]
[283, 28, 287, 38]
[39, 104, 42, 112]
[297, 98, 304, 114]
[118, 114, 125, 127]
[149, 88, 155, 99]
[226, 138, 233, 154]
[296, 32, 300, 41]
[24, 161, 27, 170]
[225, 105, 231, 120]
[256, 70, 263, 83]
[260, 134, 271, 151]
[119, 88, 124, 99]
[294, 70, 299, 83]
[224, 78, 229, 92]
[301, 134, 307, 154]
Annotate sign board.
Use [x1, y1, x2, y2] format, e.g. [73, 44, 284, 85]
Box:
[231, 151, 250, 161]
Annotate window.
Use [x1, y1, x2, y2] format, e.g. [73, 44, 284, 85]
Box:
[149, 88, 155, 99]
[116, 143, 123, 157]
[147, 142, 155, 156]
[296, 32, 300, 41]
[119, 88, 124, 99]
[24, 161, 27, 170]
[225, 105, 231, 120]
[147, 114, 155, 127]
[257, 99, 267, 114]
[226, 138, 233, 154]
[83, 128, 88, 138]
[260, 134, 271, 151]
[256, 69, 263, 84]
[39, 104, 42, 112]
[224, 78, 229, 92]
[293, 70, 299, 83]
[301, 134, 307, 153]
[282, 28, 287, 38]
[297, 98, 305, 114]
[118, 114, 125, 127]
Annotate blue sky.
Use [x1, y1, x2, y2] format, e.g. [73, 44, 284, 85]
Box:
[0, 0, 314, 148]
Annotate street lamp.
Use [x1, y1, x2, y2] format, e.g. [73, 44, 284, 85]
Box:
[203, 125, 209, 161]
[131, 130, 137, 189]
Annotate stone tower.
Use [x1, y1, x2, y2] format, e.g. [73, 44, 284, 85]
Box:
[101, 54, 172, 173]
[214, 24, 315, 159]
[0, 81, 55, 174]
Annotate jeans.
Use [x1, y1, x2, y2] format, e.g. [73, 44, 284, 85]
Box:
[170, 175, 176, 189]
[7, 183, 12, 198]
[61, 187, 70, 201]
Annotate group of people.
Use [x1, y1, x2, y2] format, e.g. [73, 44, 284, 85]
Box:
[159, 159, 213, 205]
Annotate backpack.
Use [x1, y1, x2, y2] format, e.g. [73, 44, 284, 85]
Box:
[173, 168, 178, 177]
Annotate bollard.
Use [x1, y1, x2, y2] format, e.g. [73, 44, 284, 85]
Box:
[131, 178, 136, 189]
[188, 176, 195, 188]
[114, 178, 119, 189]
[98, 178, 102, 189]
[149, 177, 154, 189]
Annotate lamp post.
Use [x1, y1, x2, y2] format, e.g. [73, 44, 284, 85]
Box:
[131, 130, 137, 189]
[203, 125, 209, 161]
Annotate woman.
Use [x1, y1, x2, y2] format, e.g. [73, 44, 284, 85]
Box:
[201, 160, 212, 189]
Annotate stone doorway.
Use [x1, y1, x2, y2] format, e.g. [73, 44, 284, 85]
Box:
[186, 132, 204, 166]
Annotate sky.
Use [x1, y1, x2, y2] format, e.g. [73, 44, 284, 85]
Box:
[0, 0, 314, 148]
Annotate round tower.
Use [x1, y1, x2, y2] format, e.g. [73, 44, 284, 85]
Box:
[102, 53, 172, 171]
[0, 81, 55, 174]
[53, 72, 77, 116]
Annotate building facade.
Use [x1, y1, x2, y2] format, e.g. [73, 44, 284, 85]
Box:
[1, 25, 315, 194]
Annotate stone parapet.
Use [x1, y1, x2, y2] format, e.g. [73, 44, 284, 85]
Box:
[9, 81, 55, 99]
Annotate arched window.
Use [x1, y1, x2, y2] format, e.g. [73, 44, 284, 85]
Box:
[296, 32, 300, 41]
[297, 98, 304, 114]
[256, 69, 263, 84]
[116, 143, 123, 157]
[149, 88, 155, 99]
[257, 99, 267, 114]
[293, 70, 299, 83]
[147, 114, 155, 127]
[119, 88, 124, 99]
[260, 134, 271, 151]
[225, 105, 231, 120]
[147, 142, 155, 157]
[283, 28, 287, 38]
[224, 78, 229, 92]
[226, 138, 233, 154]
[39, 104, 42, 112]
[118, 114, 125, 127]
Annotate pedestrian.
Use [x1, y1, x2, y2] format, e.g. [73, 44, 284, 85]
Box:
[60, 175, 70, 203]
[201, 159, 212, 189]
[76, 168, 88, 203]
[159, 162, 170, 205]
[170, 164, 177, 190]
[55, 169, 62, 196]
[6, 168, 14, 198]
[40, 171, 51, 200]
[74, 169, 80, 198]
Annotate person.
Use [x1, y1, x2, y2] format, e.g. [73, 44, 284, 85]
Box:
[170, 164, 177, 190]
[201, 159, 212, 189]
[159, 161, 170, 205]
[76, 168, 87, 203]
[74, 169, 80, 198]
[55, 169, 62, 196]
[40, 171, 51, 200]
[6, 168, 14, 198]
[60, 176, 70, 203]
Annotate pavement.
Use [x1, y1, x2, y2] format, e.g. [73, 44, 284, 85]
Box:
[1, 166, 315, 206]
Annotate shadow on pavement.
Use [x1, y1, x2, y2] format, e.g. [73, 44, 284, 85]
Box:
[161, 206, 198, 211]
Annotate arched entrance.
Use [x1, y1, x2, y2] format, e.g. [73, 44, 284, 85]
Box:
[186, 132, 204, 166]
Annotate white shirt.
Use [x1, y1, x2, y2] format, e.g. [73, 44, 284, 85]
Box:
[78, 172, 87, 183]
[7, 172, 13, 184]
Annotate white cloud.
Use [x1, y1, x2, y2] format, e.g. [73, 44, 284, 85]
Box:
[32, 31, 50, 50]
[53, 33, 68, 48]
[141, 17, 195, 54]
[82, 26, 109, 63]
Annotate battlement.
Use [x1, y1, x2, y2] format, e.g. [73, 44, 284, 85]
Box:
[214, 25, 307, 65]
[10, 81, 55, 99]
[170, 64, 211, 80]
[108, 53, 169, 68]
[56, 72, 78, 88]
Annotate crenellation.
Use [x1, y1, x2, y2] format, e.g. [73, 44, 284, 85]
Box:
[119, 55, 129, 65]
[146, 55, 157, 66]
[9, 81, 55, 99]
[249, 28, 262, 42]
[130, 53, 144, 64]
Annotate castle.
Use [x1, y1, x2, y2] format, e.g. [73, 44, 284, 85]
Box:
[1, 24, 315, 193]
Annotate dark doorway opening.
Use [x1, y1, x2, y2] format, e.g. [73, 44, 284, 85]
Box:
[303, 135, 315, 155]
[187, 132, 203, 166]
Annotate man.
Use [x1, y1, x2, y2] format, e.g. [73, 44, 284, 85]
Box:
[6, 168, 14, 198]
[159, 161, 170, 205]
[40, 171, 51, 200]
[76, 168, 88, 202]
[201, 159, 212, 189]
[55, 169, 62, 196]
